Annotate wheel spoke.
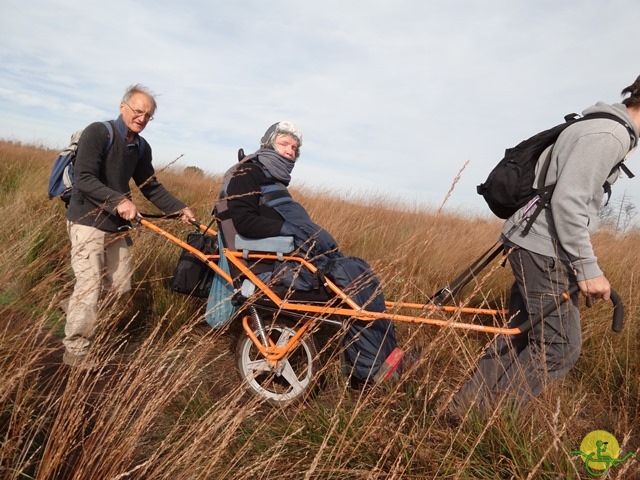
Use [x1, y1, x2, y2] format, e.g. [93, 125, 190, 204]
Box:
[279, 360, 306, 391]
[236, 322, 317, 405]
[274, 328, 295, 348]
[244, 357, 272, 374]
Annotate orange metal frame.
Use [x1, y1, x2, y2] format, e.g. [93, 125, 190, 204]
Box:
[140, 218, 521, 364]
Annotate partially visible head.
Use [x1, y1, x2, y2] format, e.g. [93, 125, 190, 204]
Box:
[621, 75, 640, 109]
[120, 84, 157, 134]
[260, 121, 302, 160]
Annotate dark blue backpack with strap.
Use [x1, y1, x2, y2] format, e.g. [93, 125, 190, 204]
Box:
[48, 121, 147, 205]
[48, 121, 114, 205]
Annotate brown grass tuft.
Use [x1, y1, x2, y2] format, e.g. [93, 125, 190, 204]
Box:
[1, 140, 638, 479]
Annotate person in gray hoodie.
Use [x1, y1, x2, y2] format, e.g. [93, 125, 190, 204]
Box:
[450, 76, 640, 416]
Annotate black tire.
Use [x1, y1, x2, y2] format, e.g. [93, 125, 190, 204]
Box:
[235, 320, 319, 406]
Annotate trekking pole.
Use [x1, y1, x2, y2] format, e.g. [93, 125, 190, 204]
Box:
[518, 285, 624, 334]
[430, 241, 504, 305]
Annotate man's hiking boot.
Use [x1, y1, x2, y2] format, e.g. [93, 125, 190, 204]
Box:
[63, 351, 99, 371]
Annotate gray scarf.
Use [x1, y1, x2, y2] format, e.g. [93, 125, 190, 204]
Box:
[255, 148, 295, 185]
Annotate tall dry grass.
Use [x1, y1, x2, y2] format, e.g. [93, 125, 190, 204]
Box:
[0, 139, 638, 479]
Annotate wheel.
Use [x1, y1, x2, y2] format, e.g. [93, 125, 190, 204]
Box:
[235, 321, 318, 405]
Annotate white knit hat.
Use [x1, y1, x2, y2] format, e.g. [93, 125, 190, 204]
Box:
[260, 121, 303, 151]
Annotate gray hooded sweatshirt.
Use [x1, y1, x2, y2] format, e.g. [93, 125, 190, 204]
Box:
[502, 102, 638, 281]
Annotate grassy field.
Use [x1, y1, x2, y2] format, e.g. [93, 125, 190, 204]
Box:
[0, 139, 638, 479]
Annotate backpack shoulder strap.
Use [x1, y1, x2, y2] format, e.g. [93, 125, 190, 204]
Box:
[585, 113, 637, 200]
[521, 112, 634, 236]
[618, 162, 635, 179]
[102, 120, 114, 152]
[582, 112, 636, 140]
[101, 120, 146, 159]
[137, 136, 147, 158]
[538, 112, 636, 187]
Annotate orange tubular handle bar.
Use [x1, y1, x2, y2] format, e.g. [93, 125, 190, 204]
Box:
[138, 217, 519, 334]
[223, 249, 521, 334]
[138, 218, 623, 337]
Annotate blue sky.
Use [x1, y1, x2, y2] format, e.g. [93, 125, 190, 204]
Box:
[1, 0, 639, 214]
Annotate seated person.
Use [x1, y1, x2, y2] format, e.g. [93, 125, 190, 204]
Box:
[214, 121, 403, 384]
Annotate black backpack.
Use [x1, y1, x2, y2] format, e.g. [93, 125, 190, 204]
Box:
[477, 112, 635, 223]
[169, 230, 219, 297]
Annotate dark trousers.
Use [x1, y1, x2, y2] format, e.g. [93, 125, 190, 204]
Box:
[450, 246, 581, 415]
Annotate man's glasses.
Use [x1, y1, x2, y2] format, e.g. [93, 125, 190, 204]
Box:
[124, 102, 154, 121]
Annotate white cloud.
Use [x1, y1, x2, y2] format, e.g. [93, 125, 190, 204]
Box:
[1, 0, 639, 213]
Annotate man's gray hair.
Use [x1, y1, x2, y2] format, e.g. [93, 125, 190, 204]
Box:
[122, 84, 158, 113]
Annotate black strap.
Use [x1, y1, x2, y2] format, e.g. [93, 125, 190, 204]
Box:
[520, 186, 554, 236]
[138, 212, 216, 236]
[198, 215, 217, 235]
[139, 212, 181, 219]
[430, 241, 504, 305]
[215, 209, 232, 221]
[521, 112, 636, 236]
[261, 189, 292, 204]
[619, 162, 635, 179]
[603, 182, 613, 207]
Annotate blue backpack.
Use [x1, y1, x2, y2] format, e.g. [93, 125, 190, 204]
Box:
[48, 121, 115, 205]
[47, 121, 147, 205]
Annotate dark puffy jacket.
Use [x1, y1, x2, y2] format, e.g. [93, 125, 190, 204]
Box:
[215, 154, 398, 381]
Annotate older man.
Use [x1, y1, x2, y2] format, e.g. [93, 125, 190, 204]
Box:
[63, 84, 195, 367]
